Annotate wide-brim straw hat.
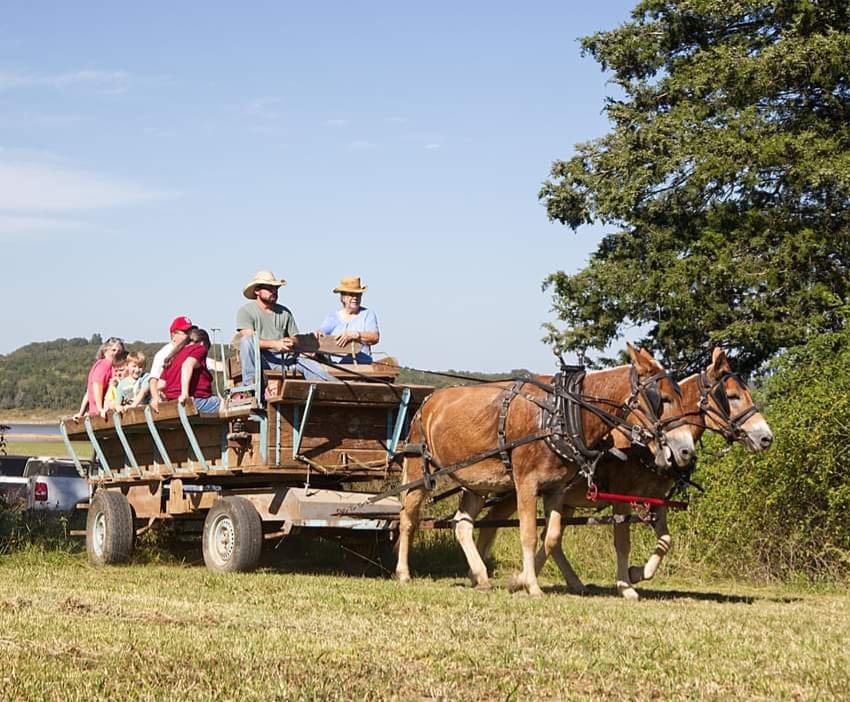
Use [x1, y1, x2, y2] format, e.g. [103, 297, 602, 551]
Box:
[243, 270, 287, 299]
[333, 276, 368, 294]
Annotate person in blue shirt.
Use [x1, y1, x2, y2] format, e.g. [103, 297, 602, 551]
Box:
[317, 276, 380, 363]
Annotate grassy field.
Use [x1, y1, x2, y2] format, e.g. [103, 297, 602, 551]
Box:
[2, 441, 90, 459]
[1, 529, 848, 701]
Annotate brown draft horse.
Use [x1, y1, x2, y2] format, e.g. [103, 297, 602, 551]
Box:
[475, 347, 774, 599]
[394, 344, 696, 596]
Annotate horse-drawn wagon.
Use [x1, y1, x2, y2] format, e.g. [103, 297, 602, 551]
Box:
[60, 338, 433, 573]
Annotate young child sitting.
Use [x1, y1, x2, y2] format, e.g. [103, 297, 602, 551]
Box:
[103, 352, 130, 413]
[115, 351, 151, 410]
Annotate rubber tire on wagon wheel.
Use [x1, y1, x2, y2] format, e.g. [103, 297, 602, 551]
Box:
[86, 490, 135, 566]
[202, 497, 263, 573]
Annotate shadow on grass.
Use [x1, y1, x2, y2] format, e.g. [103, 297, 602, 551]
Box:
[542, 582, 800, 604]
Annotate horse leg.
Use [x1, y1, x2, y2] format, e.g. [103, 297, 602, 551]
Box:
[507, 481, 544, 597]
[629, 506, 672, 585]
[452, 491, 491, 590]
[395, 456, 427, 585]
[613, 503, 640, 600]
[475, 493, 517, 563]
[536, 504, 587, 594]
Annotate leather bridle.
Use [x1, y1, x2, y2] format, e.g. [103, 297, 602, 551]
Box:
[697, 370, 761, 443]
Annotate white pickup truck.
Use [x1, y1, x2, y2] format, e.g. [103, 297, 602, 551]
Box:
[0, 456, 92, 513]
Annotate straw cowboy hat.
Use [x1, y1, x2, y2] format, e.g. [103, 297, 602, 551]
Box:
[243, 270, 287, 299]
[333, 276, 368, 294]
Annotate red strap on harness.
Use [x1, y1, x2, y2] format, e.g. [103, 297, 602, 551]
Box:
[585, 490, 688, 510]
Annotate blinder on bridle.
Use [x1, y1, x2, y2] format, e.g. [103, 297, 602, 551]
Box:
[698, 370, 760, 442]
[625, 365, 686, 460]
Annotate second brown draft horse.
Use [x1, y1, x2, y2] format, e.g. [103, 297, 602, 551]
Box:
[474, 347, 774, 599]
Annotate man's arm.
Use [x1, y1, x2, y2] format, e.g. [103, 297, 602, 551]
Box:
[239, 329, 295, 353]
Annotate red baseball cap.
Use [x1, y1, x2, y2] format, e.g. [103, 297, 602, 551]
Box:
[169, 315, 194, 334]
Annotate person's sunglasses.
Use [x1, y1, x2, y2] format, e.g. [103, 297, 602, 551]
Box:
[256, 284, 279, 292]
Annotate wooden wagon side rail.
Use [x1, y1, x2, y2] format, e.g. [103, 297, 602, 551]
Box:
[58, 378, 434, 484]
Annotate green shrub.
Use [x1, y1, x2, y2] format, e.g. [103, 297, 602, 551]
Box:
[674, 325, 850, 581]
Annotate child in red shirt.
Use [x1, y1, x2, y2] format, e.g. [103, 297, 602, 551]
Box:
[159, 328, 220, 414]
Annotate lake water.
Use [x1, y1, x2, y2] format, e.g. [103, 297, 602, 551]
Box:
[2, 423, 61, 438]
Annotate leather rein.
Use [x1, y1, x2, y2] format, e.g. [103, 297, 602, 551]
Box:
[391, 364, 688, 497]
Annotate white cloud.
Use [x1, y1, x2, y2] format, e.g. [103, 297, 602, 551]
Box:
[0, 213, 86, 240]
[324, 118, 349, 127]
[0, 69, 130, 93]
[0, 160, 162, 212]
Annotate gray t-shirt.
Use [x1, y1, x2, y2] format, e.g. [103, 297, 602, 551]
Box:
[236, 302, 299, 340]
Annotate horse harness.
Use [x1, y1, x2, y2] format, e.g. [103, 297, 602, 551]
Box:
[404, 364, 685, 493]
[697, 370, 761, 443]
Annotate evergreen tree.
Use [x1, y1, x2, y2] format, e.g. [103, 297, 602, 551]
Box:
[540, 0, 850, 375]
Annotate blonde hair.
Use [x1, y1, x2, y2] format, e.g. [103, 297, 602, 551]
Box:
[127, 351, 147, 370]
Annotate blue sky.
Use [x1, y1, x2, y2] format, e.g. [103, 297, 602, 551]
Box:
[0, 1, 634, 373]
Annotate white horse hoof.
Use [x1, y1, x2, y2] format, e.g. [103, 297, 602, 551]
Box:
[616, 581, 640, 600]
[397, 573, 412, 586]
[474, 580, 492, 592]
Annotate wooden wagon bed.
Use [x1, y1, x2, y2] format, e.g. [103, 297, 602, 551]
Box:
[61, 378, 432, 485]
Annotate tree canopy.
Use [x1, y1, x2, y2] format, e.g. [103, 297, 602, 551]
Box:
[540, 0, 850, 375]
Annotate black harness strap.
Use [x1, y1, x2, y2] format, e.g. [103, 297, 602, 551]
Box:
[497, 379, 525, 472]
[366, 428, 554, 506]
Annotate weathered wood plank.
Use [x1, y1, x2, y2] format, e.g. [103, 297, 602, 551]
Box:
[273, 379, 432, 406]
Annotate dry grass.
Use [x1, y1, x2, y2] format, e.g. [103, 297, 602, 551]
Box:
[1, 533, 848, 701]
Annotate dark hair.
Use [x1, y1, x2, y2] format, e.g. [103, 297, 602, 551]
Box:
[190, 328, 211, 348]
[111, 350, 129, 367]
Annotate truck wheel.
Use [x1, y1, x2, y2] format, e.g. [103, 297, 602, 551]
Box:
[86, 490, 134, 566]
[202, 497, 263, 573]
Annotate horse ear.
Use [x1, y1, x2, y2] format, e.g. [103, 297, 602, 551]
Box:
[710, 347, 731, 377]
[627, 343, 651, 372]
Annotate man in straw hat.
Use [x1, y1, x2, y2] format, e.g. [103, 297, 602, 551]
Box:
[236, 270, 336, 386]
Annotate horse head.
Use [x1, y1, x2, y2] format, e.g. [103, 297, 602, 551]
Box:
[699, 347, 774, 452]
[625, 343, 696, 469]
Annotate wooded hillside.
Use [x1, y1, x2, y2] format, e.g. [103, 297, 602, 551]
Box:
[0, 336, 532, 412]
[0, 336, 165, 412]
